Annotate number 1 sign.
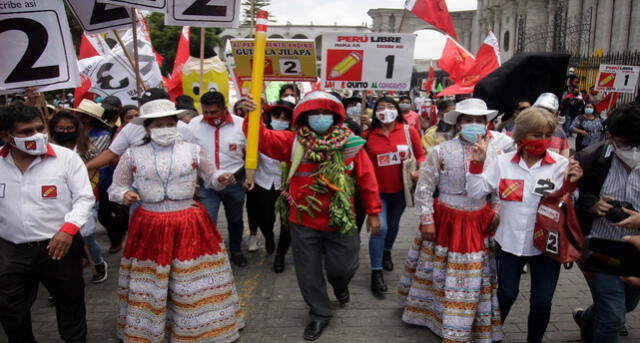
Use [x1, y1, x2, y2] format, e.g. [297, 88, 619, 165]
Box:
[0, 0, 80, 94]
[321, 32, 416, 91]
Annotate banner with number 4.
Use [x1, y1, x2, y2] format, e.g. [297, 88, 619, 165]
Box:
[166, 0, 241, 27]
[0, 0, 80, 94]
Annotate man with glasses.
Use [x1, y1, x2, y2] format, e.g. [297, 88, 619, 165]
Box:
[497, 98, 531, 134]
[573, 102, 640, 343]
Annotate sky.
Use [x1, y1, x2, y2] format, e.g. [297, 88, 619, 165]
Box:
[266, 0, 478, 60]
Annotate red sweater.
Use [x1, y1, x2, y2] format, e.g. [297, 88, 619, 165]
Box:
[252, 125, 381, 231]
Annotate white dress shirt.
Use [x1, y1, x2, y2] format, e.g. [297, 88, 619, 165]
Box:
[108, 121, 193, 156]
[0, 144, 95, 244]
[254, 153, 282, 190]
[466, 150, 568, 256]
[187, 114, 246, 174]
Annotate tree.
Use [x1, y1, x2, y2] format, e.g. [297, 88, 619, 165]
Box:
[146, 13, 222, 75]
[242, 0, 276, 26]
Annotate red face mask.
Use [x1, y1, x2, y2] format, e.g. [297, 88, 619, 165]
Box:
[520, 139, 551, 156]
[203, 115, 223, 127]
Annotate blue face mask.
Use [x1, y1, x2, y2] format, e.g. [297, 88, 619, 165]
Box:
[346, 105, 361, 120]
[460, 123, 486, 143]
[585, 108, 594, 115]
[308, 114, 334, 133]
[270, 119, 290, 131]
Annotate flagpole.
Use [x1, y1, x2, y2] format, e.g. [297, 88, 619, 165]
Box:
[397, 10, 407, 33]
[199, 27, 205, 98]
[112, 30, 146, 92]
[131, 9, 142, 96]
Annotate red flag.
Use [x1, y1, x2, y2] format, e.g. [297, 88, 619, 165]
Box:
[78, 35, 99, 60]
[424, 61, 435, 92]
[437, 32, 500, 97]
[405, 0, 458, 40]
[595, 92, 620, 113]
[74, 35, 101, 107]
[437, 37, 475, 83]
[167, 27, 191, 101]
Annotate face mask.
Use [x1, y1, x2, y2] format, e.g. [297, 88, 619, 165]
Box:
[399, 103, 411, 111]
[460, 123, 486, 143]
[10, 132, 49, 156]
[615, 145, 640, 169]
[204, 115, 224, 127]
[52, 131, 78, 144]
[346, 104, 361, 121]
[282, 96, 296, 104]
[150, 127, 178, 146]
[270, 119, 290, 131]
[376, 109, 398, 124]
[520, 139, 551, 156]
[585, 108, 594, 115]
[308, 114, 334, 133]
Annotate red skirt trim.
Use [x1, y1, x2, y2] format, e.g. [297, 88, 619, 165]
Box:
[433, 202, 495, 254]
[123, 202, 224, 266]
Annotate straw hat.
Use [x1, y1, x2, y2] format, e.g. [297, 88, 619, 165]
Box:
[72, 99, 110, 127]
[132, 99, 185, 125]
[444, 98, 498, 125]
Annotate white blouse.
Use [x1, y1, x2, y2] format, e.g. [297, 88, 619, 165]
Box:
[108, 140, 224, 212]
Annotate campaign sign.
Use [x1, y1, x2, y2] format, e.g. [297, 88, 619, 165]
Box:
[98, 0, 167, 13]
[595, 64, 640, 93]
[166, 0, 241, 28]
[230, 39, 317, 82]
[321, 32, 416, 91]
[0, 0, 80, 94]
[65, 0, 132, 34]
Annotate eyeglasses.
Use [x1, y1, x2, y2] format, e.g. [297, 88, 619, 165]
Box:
[614, 142, 640, 152]
[54, 126, 76, 132]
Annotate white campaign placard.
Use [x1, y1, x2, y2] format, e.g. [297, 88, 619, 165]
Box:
[166, 0, 241, 28]
[0, 0, 80, 94]
[595, 64, 640, 94]
[321, 32, 416, 91]
[98, 0, 167, 13]
[65, 0, 132, 34]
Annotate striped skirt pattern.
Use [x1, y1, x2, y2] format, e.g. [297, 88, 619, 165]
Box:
[117, 204, 244, 342]
[398, 203, 502, 343]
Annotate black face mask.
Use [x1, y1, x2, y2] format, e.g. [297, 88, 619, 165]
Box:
[52, 132, 78, 144]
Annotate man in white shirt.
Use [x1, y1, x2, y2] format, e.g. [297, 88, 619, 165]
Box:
[188, 91, 249, 267]
[0, 103, 94, 342]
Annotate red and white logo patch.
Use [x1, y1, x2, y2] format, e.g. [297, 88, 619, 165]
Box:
[24, 140, 37, 150]
[499, 179, 524, 202]
[41, 185, 57, 199]
[229, 144, 237, 151]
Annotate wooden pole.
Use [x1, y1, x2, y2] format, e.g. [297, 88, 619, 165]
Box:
[199, 27, 206, 98]
[112, 30, 146, 92]
[397, 10, 407, 33]
[131, 8, 142, 96]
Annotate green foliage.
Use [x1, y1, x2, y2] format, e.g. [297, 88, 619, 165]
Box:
[241, 0, 276, 26]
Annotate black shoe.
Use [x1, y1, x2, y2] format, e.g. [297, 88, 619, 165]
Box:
[265, 237, 275, 254]
[273, 254, 285, 273]
[91, 261, 108, 284]
[303, 320, 329, 341]
[572, 308, 592, 342]
[333, 286, 350, 304]
[371, 270, 387, 297]
[230, 251, 248, 267]
[620, 325, 629, 336]
[382, 250, 394, 271]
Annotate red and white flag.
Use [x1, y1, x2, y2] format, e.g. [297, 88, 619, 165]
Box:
[424, 61, 435, 92]
[168, 26, 191, 101]
[437, 36, 475, 83]
[405, 0, 458, 40]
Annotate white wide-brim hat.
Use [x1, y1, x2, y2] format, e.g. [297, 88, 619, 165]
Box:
[71, 99, 111, 127]
[132, 99, 186, 125]
[444, 98, 498, 125]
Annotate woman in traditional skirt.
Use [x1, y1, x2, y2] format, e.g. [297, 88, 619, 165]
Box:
[398, 99, 513, 343]
[108, 99, 244, 342]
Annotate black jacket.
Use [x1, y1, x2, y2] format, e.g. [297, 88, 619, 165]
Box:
[574, 141, 613, 235]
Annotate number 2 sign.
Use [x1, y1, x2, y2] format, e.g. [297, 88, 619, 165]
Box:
[97, 0, 167, 13]
[65, 0, 132, 34]
[166, 0, 241, 27]
[0, 0, 80, 94]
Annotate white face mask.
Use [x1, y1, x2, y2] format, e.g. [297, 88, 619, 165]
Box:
[150, 127, 178, 146]
[11, 132, 49, 155]
[376, 109, 398, 124]
[615, 145, 640, 169]
[282, 95, 296, 104]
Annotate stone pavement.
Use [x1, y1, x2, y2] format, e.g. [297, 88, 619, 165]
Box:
[2, 208, 639, 343]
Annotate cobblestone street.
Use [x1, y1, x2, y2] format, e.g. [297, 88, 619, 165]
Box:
[3, 208, 640, 343]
